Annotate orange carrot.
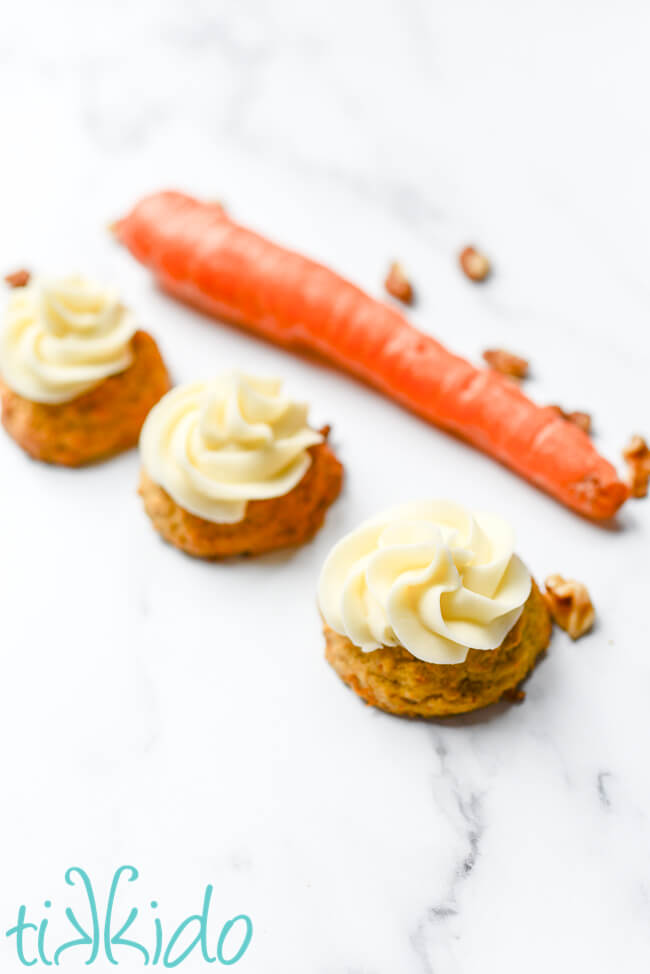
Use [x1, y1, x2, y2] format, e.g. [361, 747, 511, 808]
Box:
[116, 191, 628, 520]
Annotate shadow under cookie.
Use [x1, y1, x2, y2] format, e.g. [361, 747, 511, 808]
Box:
[139, 440, 344, 559]
[0, 330, 170, 466]
[324, 580, 552, 718]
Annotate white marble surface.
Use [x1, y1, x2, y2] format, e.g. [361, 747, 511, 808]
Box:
[1, 1, 649, 970]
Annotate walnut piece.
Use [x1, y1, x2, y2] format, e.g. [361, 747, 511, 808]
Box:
[482, 348, 529, 379]
[384, 262, 413, 304]
[459, 246, 490, 282]
[4, 268, 31, 288]
[622, 435, 650, 498]
[549, 405, 592, 435]
[543, 575, 595, 640]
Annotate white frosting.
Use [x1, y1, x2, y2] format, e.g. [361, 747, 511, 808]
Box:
[0, 275, 137, 404]
[318, 501, 531, 665]
[140, 373, 324, 524]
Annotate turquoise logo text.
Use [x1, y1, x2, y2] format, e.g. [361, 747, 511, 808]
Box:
[6, 866, 253, 967]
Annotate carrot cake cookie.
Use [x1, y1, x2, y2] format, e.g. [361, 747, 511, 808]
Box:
[139, 372, 343, 558]
[318, 500, 551, 717]
[0, 274, 169, 465]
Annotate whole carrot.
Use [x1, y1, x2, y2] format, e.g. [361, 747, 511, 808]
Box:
[116, 191, 628, 520]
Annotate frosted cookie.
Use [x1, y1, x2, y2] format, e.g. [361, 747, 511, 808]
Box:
[318, 501, 552, 717]
[0, 274, 169, 466]
[139, 373, 343, 558]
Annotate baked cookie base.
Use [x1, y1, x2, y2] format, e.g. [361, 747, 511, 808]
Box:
[0, 330, 170, 467]
[324, 580, 552, 718]
[139, 439, 343, 559]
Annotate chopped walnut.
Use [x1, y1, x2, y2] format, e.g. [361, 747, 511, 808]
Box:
[4, 268, 31, 288]
[622, 435, 650, 498]
[544, 575, 595, 640]
[626, 467, 648, 498]
[384, 262, 414, 304]
[482, 348, 529, 379]
[568, 412, 591, 434]
[549, 405, 592, 435]
[623, 435, 649, 461]
[459, 246, 490, 282]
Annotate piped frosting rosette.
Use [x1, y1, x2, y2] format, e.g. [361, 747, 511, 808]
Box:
[0, 275, 136, 403]
[140, 373, 324, 524]
[318, 501, 531, 664]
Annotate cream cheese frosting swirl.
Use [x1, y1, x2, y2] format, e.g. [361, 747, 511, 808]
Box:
[0, 275, 137, 404]
[318, 501, 531, 665]
[140, 373, 324, 524]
